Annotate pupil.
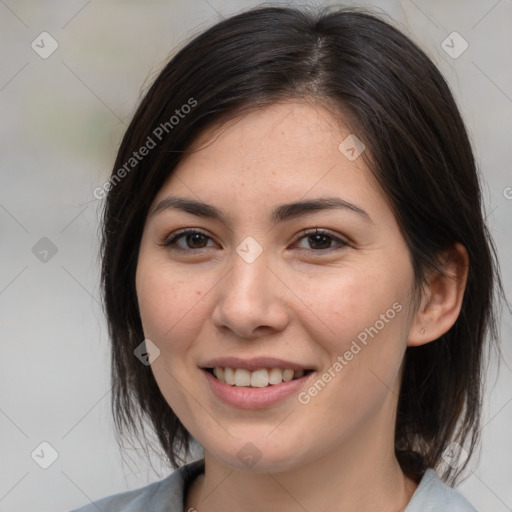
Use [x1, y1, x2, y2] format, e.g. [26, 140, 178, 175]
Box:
[186, 234, 331, 250]
[310, 234, 330, 249]
[188, 234, 206, 248]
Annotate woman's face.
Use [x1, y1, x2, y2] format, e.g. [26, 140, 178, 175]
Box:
[136, 101, 419, 473]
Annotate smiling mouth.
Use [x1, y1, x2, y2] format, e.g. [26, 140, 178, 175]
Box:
[204, 367, 314, 387]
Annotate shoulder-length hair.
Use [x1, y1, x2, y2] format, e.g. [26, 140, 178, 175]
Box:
[100, 5, 503, 483]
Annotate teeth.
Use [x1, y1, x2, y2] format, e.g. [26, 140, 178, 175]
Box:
[282, 369, 294, 382]
[224, 367, 235, 385]
[211, 367, 307, 387]
[268, 367, 283, 385]
[250, 369, 269, 388]
[213, 367, 224, 381]
[234, 369, 251, 386]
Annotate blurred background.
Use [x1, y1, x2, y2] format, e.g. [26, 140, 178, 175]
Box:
[0, 1, 511, 511]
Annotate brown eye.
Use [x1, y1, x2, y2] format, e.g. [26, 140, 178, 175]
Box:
[307, 233, 332, 250]
[163, 229, 214, 250]
[183, 233, 209, 249]
[295, 229, 349, 253]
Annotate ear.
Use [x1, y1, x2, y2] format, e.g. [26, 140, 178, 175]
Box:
[408, 243, 469, 347]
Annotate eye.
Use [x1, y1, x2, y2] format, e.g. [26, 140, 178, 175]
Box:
[160, 227, 349, 254]
[161, 229, 216, 251]
[294, 228, 349, 254]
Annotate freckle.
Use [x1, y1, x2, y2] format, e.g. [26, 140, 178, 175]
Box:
[197, 290, 202, 295]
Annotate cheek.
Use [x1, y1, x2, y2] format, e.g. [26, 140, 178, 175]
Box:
[135, 255, 208, 423]
[299, 259, 412, 399]
[135, 255, 208, 348]
[297, 269, 409, 433]
[302, 263, 408, 344]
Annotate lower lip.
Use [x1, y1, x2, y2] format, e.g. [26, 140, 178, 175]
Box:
[202, 369, 313, 409]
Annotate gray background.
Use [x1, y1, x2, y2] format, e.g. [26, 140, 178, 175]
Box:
[0, 1, 511, 511]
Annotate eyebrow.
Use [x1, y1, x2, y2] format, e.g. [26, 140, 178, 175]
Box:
[150, 196, 373, 224]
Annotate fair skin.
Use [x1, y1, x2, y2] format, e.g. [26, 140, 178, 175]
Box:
[135, 100, 468, 512]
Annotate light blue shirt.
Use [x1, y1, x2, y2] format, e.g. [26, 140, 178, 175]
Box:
[69, 458, 478, 511]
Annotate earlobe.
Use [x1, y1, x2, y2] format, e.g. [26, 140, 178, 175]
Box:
[408, 243, 469, 347]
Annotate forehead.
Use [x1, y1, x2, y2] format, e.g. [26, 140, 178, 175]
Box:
[185, 100, 353, 165]
[151, 100, 387, 222]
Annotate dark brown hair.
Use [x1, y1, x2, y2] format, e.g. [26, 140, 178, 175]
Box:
[100, 5, 503, 484]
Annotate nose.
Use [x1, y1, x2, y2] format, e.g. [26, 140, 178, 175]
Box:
[211, 250, 290, 340]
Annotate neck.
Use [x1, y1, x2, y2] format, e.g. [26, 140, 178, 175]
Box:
[185, 417, 418, 512]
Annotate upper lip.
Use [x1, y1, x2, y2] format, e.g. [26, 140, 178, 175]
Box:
[201, 357, 314, 372]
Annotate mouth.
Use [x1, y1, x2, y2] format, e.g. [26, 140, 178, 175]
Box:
[203, 367, 314, 388]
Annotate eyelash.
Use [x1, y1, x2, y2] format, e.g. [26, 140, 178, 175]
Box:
[160, 228, 349, 255]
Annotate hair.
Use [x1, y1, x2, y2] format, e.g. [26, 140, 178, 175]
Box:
[100, 4, 504, 484]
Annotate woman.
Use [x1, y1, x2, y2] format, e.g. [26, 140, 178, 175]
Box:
[71, 5, 503, 511]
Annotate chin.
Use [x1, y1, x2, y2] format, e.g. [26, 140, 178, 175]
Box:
[204, 431, 310, 474]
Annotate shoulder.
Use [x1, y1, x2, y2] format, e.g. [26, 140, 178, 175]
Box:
[405, 469, 479, 512]
[67, 458, 205, 512]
